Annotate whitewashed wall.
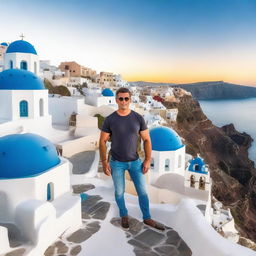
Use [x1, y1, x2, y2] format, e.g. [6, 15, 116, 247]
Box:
[4, 52, 39, 74]
[0, 159, 70, 222]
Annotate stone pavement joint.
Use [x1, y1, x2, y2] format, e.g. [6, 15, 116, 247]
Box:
[72, 184, 95, 194]
[110, 216, 192, 256]
[68, 151, 95, 174]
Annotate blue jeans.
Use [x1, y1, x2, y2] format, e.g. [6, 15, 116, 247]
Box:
[109, 158, 151, 220]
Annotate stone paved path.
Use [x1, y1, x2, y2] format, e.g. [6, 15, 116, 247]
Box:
[43, 183, 192, 256]
[3, 183, 192, 256]
[68, 151, 95, 174]
[43, 183, 110, 256]
[111, 217, 192, 256]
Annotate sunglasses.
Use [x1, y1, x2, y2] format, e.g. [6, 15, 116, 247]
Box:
[118, 97, 130, 102]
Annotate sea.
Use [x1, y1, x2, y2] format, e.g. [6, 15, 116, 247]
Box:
[199, 98, 256, 165]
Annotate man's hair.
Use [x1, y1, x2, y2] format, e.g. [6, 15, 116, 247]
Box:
[116, 87, 132, 98]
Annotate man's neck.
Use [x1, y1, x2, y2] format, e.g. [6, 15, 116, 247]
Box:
[116, 109, 131, 116]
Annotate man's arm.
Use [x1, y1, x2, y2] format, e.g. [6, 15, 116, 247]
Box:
[140, 129, 152, 174]
[99, 131, 112, 176]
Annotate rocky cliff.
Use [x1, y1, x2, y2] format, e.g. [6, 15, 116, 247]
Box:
[163, 88, 256, 242]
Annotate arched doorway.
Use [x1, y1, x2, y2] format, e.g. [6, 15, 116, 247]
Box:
[19, 100, 28, 117]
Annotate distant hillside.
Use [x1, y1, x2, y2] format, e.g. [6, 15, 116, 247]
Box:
[129, 81, 176, 87]
[130, 81, 256, 100]
[177, 81, 256, 100]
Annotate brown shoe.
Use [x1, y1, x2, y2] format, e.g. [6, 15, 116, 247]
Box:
[121, 216, 129, 230]
[143, 219, 165, 231]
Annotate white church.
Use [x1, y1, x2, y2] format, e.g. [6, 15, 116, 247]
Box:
[0, 133, 81, 256]
[125, 125, 212, 221]
[0, 39, 52, 137]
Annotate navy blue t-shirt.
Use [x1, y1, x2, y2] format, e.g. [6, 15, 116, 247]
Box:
[101, 110, 147, 162]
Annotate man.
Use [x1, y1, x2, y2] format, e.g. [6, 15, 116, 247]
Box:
[99, 87, 165, 230]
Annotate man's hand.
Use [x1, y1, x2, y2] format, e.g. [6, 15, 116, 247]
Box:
[142, 159, 151, 174]
[102, 161, 111, 176]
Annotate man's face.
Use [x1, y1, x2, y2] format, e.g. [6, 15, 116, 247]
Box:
[116, 92, 131, 110]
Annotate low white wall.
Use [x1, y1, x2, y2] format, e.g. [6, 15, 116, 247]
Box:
[0, 159, 70, 222]
[84, 150, 100, 178]
[155, 199, 256, 256]
[48, 97, 81, 125]
[60, 133, 100, 157]
[0, 226, 10, 254]
[15, 194, 81, 256]
[0, 116, 52, 137]
[76, 115, 98, 128]
[49, 97, 116, 126]
[125, 180, 182, 205]
[15, 200, 56, 243]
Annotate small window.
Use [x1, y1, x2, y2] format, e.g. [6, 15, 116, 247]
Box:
[34, 62, 37, 74]
[39, 99, 44, 116]
[47, 182, 54, 201]
[178, 155, 182, 168]
[20, 60, 27, 70]
[165, 159, 170, 171]
[194, 164, 200, 171]
[10, 60, 13, 69]
[150, 158, 154, 169]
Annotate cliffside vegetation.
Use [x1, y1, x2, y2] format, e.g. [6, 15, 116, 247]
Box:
[44, 79, 71, 96]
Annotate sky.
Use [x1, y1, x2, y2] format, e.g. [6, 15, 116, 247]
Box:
[1, 0, 256, 85]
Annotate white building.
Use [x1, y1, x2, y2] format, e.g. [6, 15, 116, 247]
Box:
[149, 126, 186, 184]
[184, 156, 211, 191]
[126, 126, 214, 223]
[0, 133, 81, 256]
[3, 40, 39, 75]
[166, 108, 178, 121]
[84, 88, 116, 107]
[0, 69, 52, 136]
[39, 60, 58, 73]
[113, 74, 129, 87]
[0, 42, 8, 72]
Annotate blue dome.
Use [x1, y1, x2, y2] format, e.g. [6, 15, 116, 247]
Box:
[0, 69, 45, 90]
[0, 133, 60, 179]
[188, 157, 207, 174]
[150, 126, 184, 151]
[0, 42, 8, 46]
[6, 40, 37, 55]
[102, 88, 114, 96]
